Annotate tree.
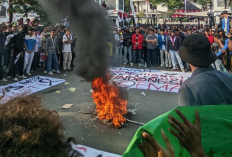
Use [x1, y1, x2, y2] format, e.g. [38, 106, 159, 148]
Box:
[5, 0, 49, 22]
[148, 0, 183, 11]
[124, 0, 131, 13]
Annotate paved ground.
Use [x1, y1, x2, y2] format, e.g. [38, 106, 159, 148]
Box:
[0, 66, 180, 155]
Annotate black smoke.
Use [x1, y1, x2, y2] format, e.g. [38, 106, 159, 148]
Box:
[40, 0, 110, 82]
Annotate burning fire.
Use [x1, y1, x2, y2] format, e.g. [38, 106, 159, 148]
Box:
[92, 77, 127, 128]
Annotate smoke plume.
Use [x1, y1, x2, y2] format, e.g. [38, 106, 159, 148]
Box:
[40, 0, 111, 82]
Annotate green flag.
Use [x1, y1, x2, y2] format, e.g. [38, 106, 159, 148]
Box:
[123, 105, 232, 157]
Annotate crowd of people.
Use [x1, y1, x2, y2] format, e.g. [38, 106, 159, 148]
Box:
[114, 21, 232, 74]
[0, 18, 76, 82]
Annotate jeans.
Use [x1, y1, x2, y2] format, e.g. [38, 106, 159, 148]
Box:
[160, 49, 166, 66]
[169, 50, 184, 70]
[143, 46, 147, 63]
[147, 48, 158, 67]
[212, 59, 228, 72]
[47, 53, 59, 73]
[115, 45, 123, 65]
[165, 51, 172, 67]
[123, 45, 132, 63]
[24, 51, 34, 73]
[8, 51, 20, 78]
[133, 49, 142, 64]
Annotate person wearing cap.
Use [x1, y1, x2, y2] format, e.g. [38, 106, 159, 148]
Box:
[132, 27, 143, 66]
[221, 11, 230, 35]
[114, 28, 124, 65]
[123, 27, 132, 66]
[167, 30, 185, 72]
[23, 27, 37, 76]
[178, 34, 232, 106]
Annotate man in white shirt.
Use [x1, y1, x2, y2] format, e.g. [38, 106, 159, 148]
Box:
[62, 29, 72, 76]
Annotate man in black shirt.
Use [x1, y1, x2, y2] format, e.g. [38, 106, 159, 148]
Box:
[101, 1, 108, 9]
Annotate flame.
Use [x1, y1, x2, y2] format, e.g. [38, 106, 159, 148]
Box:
[92, 77, 127, 128]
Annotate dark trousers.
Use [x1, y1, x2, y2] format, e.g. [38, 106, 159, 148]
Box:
[0, 51, 3, 79]
[147, 48, 158, 67]
[4, 47, 11, 68]
[71, 50, 76, 69]
[143, 46, 147, 63]
[133, 49, 142, 64]
[18, 54, 24, 76]
[156, 48, 161, 65]
[32, 52, 40, 71]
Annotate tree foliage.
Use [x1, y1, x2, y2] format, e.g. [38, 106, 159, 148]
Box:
[124, 0, 131, 13]
[148, 0, 183, 11]
[3, 0, 49, 22]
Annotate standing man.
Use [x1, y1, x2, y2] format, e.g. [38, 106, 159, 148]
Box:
[167, 30, 185, 72]
[62, 29, 72, 77]
[175, 29, 185, 45]
[23, 28, 36, 76]
[143, 28, 149, 67]
[178, 34, 232, 106]
[132, 27, 143, 67]
[0, 25, 7, 82]
[146, 29, 158, 68]
[32, 31, 42, 72]
[158, 29, 167, 68]
[114, 28, 123, 65]
[123, 27, 132, 66]
[221, 11, 230, 36]
[46, 29, 61, 75]
[154, 27, 160, 65]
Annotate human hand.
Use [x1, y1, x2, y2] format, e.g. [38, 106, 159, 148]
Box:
[138, 129, 175, 157]
[221, 49, 227, 54]
[168, 109, 205, 157]
[20, 52, 23, 56]
[58, 51, 60, 55]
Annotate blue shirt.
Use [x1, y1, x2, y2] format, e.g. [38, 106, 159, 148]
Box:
[24, 35, 36, 51]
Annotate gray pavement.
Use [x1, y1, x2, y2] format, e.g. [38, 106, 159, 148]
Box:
[0, 67, 179, 155]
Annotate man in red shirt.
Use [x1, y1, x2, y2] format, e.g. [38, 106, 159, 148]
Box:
[205, 28, 214, 44]
[132, 27, 143, 66]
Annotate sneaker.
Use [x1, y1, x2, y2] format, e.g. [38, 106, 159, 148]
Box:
[160, 65, 164, 68]
[44, 70, 47, 74]
[6, 76, 11, 80]
[52, 69, 56, 73]
[139, 63, 141, 67]
[56, 70, 61, 74]
[124, 63, 127, 66]
[48, 72, 53, 75]
[26, 72, 31, 76]
[182, 70, 186, 73]
[0, 78, 8, 82]
[19, 75, 27, 79]
[63, 73, 67, 77]
[12, 77, 18, 81]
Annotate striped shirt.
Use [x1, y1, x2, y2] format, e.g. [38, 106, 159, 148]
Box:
[24, 35, 36, 51]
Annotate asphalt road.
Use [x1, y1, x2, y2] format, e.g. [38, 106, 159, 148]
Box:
[0, 66, 179, 155]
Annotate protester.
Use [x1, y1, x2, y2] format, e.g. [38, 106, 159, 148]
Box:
[23, 27, 36, 76]
[221, 10, 230, 35]
[146, 28, 158, 68]
[204, 28, 214, 44]
[114, 28, 123, 65]
[32, 31, 42, 72]
[123, 27, 132, 66]
[62, 29, 72, 77]
[178, 34, 232, 106]
[158, 29, 167, 68]
[143, 28, 149, 67]
[132, 27, 143, 67]
[0, 25, 7, 81]
[46, 29, 61, 75]
[166, 30, 185, 72]
[0, 95, 80, 157]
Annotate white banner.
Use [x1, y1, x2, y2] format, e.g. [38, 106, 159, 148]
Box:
[109, 67, 191, 93]
[0, 76, 65, 104]
[70, 143, 121, 157]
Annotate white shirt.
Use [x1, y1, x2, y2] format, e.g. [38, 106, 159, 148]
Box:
[63, 34, 72, 53]
[35, 34, 42, 52]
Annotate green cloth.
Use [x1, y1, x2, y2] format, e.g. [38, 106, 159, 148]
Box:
[123, 105, 232, 157]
